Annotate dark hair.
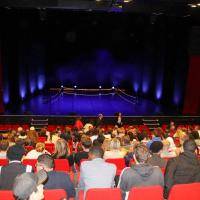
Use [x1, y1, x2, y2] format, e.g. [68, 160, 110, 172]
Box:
[89, 146, 104, 158]
[37, 154, 54, 169]
[191, 131, 200, 140]
[137, 132, 147, 142]
[134, 144, 150, 163]
[97, 135, 105, 144]
[183, 139, 197, 153]
[150, 141, 163, 153]
[7, 145, 25, 161]
[93, 139, 101, 147]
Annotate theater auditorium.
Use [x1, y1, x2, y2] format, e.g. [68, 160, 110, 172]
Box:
[0, 0, 199, 200]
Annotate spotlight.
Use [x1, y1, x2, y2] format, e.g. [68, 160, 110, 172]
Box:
[74, 85, 77, 89]
[61, 85, 64, 88]
[99, 86, 102, 89]
[112, 86, 115, 89]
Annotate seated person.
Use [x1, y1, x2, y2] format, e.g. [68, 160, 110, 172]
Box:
[104, 138, 127, 159]
[147, 141, 167, 168]
[37, 154, 75, 199]
[118, 144, 164, 200]
[164, 139, 200, 199]
[13, 170, 47, 200]
[26, 142, 49, 159]
[78, 146, 116, 191]
[74, 136, 92, 166]
[0, 140, 9, 158]
[0, 145, 33, 190]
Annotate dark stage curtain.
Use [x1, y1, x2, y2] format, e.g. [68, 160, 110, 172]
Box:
[183, 56, 200, 115]
[0, 46, 4, 113]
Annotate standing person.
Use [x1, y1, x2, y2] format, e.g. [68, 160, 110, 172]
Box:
[36, 154, 75, 199]
[164, 139, 200, 199]
[95, 114, 104, 128]
[0, 145, 33, 190]
[74, 116, 84, 131]
[115, 112, 123, 128]
[78, 146, 116, 191]
[118, 144, 164, 199]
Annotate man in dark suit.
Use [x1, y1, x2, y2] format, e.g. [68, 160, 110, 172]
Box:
[36, 154, 75, 199]
[0, 144, 33, 190]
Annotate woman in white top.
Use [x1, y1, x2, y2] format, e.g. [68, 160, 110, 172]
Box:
[104, 138, 127, 159]
[26, 142, 49, 159]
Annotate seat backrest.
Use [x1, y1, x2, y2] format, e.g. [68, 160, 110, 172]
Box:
[54, 159, 70, 172]
[85, 188, 122, 200]
[22, 159, 37, 171]
[25, 146, 34, 152]
[105, 158, 126, 170]
[168, 183, 200, 200]
[44, 189, 67, 200]
[0, 190, 14, 200]
[38, 137, 47, 143]
[0, 159, 8, 166]
[128, 185, 163, 200]
[45, 143, 55, 154]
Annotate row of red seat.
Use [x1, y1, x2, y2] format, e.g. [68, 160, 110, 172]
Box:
[1, 183, 200, 200]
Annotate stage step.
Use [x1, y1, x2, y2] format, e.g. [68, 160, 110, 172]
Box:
[30, 118, 48, 131]
[142, 118, 160, 130]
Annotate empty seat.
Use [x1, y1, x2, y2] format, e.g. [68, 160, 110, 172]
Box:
[54, 159, 70, 172]
[105, 158, 126, 176]
[168, 183, 200, 200]
[128, 185, 163, 200]
[85, 188, 122, 200]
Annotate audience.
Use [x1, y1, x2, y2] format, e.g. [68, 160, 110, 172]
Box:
[37, 154, 75, 199]
[0, 145, 33, 190]
[79, 146, 116, 191]
[13, 170, 47, 200]
[0, 140, 9, 158]
[164, 139, 200, 199]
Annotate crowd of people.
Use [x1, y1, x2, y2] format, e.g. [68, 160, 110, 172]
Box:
[0, 115, 199, 200]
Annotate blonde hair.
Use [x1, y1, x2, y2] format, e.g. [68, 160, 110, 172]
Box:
[54, 139, 69, 158]
[35, 143, 45, 152]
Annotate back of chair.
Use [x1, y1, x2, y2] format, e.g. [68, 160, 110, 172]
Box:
[0, 190, 14, 200]
[85, 188, 122, 200]
[22, 159, 37, 171]
[105, 158, 126, 175]
[45, 143, 55, 154]
[54, 159, 70, 172]
[128, 185, 163, 200]
[38, 137, 47, 143]
[0, 159, 8, 166]
[44, 189, 67, 200]
[168, 183, 200, 200]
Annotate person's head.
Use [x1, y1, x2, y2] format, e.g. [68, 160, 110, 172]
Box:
[35, 143, 45, 153]
[54, 139, 69, 158]
[13, 170, 47, 200]
[37, 154, 54, 172]
[81, 136, 92, 150]
[149, 141, 163, 154]
[190, 131, 200, 140]
[134, 144, 150, 164]
[98, 114, 103, 119]
[93, 139, 101, 147]
[7, 145, 25, 161]
[0, 140, 9, 152]
[121, 135, 131, 146]
[110, 138, 121, 150]
[102, 139, 111, 151]
[137, 132, 147, 142]
[183, 139, 198, 153]
[97, 134, 105, 145]
[89, 146, 104, 160]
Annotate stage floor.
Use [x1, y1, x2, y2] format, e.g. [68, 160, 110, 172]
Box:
[5, 93, 175, 116]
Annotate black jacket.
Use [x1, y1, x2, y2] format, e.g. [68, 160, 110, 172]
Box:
[164, 151, 200, 198]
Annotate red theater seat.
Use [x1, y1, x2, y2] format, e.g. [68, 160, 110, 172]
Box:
[105, 158, 126, 176]
[22, 159, 37, 171]
[0, 159, 8, 166]
[44, 189, 67, 200]
[168, 183, 200, 200]
[128, 185, 163, 200]
[0, 190, 14, 200]
[54, 159, 70, 172]
[45, 143, 55, 154]
[85, 188, 122, 200]
[38, 137, 47, 143]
